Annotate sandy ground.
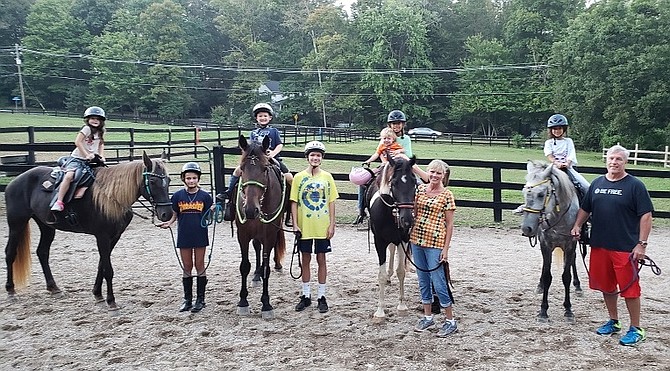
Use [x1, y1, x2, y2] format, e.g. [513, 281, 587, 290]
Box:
[1, 196, 669, 370]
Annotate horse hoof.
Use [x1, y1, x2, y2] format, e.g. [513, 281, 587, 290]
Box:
[47, 286, 62, 295]
[274, 264, 283, 271]
[397, 304, 409, 313]
[237, 306, 251, 316]
[373, 309, 386, 319]
[371, 316, 385, 324]
[537, 316, 550, 323]
[108, 303, 120, 311]
[251, 279, 262, 288]
[94, 296, 105, 304]
[261, 310, 275, 320]
[574, 289, 584, 297]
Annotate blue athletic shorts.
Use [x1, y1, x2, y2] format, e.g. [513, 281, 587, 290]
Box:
[297, 239, 332, 254]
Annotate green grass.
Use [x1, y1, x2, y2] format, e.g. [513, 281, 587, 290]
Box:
[2, 112, 668, 228]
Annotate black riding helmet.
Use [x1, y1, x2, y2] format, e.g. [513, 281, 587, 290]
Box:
[181, 162, 202, 181]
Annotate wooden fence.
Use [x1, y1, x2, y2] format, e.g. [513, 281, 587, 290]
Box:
[2, 127, 669, 221]
[602, 144, 670, 168]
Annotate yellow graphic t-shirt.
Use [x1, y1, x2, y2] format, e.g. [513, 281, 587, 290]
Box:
[290, 170, 339, 239]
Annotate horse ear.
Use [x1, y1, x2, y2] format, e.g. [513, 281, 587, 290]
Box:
[160, 149, 168, 162]
[142, 151, 153, 170]
[239, 135, 248, 151]
[540, 163, 553, 178]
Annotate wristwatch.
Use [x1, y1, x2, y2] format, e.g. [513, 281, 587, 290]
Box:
[638, 240, 648, 247]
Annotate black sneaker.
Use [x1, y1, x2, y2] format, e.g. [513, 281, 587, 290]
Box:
[317, 296, 329, 313]
[295, 295, 311, 311]
[353, 214, 366, 225]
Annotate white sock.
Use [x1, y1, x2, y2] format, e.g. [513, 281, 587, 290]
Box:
[425, 315, 433, 321]
[317, 283, 326, 299]
[302, 282, 311, 298]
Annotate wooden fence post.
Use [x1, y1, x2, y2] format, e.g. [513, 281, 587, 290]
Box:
[492, 164, 502, 222]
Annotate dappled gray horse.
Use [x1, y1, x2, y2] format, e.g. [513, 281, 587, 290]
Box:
[520, 160, 581, 322]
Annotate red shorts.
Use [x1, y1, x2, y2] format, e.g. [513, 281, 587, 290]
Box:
[589, 247, 641, 298]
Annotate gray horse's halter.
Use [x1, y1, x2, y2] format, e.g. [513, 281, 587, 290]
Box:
[522, 177, 573, 245]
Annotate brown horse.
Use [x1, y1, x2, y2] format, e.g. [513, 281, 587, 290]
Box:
[4, 152, 172, 310]
[232, 135, 287, 319]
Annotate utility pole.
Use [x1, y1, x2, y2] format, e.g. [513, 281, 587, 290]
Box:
[14, 44, 26, 110]
[303, 0, 327, 128]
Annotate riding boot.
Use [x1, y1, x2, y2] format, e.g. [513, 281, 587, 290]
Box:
[223, 198, 235, 221]
[223, 175, 239, 222]
[179, 277, 193, 312]
[284, 209, 292, 227]
[191, 276, 207, 313]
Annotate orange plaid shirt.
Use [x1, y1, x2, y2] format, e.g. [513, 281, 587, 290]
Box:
[410, 184, 456, 249]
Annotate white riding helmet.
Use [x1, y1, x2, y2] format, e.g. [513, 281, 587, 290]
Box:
[304, 141, 326, 156]
[252, 103, 274, 117]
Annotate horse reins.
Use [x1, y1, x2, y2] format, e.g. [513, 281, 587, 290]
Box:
[580, 252, 661, 296]
[234, 165, 287, 225]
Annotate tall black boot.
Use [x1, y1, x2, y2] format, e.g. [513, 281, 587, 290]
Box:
[191, 276, 207, 313]
[179, 277, 193, 312]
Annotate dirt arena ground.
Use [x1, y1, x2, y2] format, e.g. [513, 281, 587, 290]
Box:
[1, 197, 669, 370]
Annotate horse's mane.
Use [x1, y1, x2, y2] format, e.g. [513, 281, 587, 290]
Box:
[378, 162, 394, 194]
[526, 160, 576, 204]
[91, 160, 150, 221]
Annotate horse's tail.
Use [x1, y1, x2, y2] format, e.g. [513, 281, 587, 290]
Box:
[13, 223, 32, 289]
[553, 247, 564, 268]
[275, 229, 286, 264]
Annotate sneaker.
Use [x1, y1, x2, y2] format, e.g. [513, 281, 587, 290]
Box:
[596, 319, 622, 335]
[317, 296, 329, 313]
[353, 214, 366, 225]
[295, 295, 311, 312]
[511, 205, 524, 215]
[619, 326, 646, 346]
[50, 201, 65, 212]
[437, 319, 458, 337]
[414, 317, 435, 332]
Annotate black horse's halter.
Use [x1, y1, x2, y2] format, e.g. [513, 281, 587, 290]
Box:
[235, 155, 287, 225]
[136, 163, 171, 224]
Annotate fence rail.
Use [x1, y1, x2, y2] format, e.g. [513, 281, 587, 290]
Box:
[3, 126, 670, 221]
[602, 144, 670, 167]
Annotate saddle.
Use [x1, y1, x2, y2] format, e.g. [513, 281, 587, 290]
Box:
[44, 156, 104, 208]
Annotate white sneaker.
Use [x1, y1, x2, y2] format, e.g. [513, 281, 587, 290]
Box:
[50, 201, 64, 212]
[511, 205, 524, 215]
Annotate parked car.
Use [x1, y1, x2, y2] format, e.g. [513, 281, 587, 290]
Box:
[408, 127, 442, 139]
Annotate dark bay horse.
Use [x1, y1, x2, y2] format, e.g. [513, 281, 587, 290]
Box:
[366, 156, 417, 319]
[520, 160, 581, 322]
[233, 135, 287, 319]
[4, 152, 172, 310]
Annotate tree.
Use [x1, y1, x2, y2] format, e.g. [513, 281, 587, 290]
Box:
[353, 1, 436, 122]
[450, 35, 531, 136]
[552, 0, 670, 150]
[21, 0, 92, 109]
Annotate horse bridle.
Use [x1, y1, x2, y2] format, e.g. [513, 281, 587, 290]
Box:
[138, 163, 171, 224]
[235, 158, 287, 225]
[522, 177, 574, 249]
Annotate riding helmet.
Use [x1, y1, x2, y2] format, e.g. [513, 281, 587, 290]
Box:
[304, 141, 326, 156]
[252, 103, 274, 117]
[547, 114, 568, 128]
[387, 110, 407, 123]
[84, 106, 106, 120]
[181, 162, 202, 180]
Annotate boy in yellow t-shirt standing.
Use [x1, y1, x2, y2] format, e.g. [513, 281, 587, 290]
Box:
[290, 141, 339, 314]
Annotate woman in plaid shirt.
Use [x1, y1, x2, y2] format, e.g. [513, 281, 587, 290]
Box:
[410, 160, 458, 337]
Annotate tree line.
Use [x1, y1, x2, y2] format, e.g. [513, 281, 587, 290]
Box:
[1, 0, 669, 150]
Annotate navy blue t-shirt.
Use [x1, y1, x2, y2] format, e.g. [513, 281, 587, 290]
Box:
[581, 174, 653, 252]
[250, 126, 283, 159]
[171, 188, 213, 248]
